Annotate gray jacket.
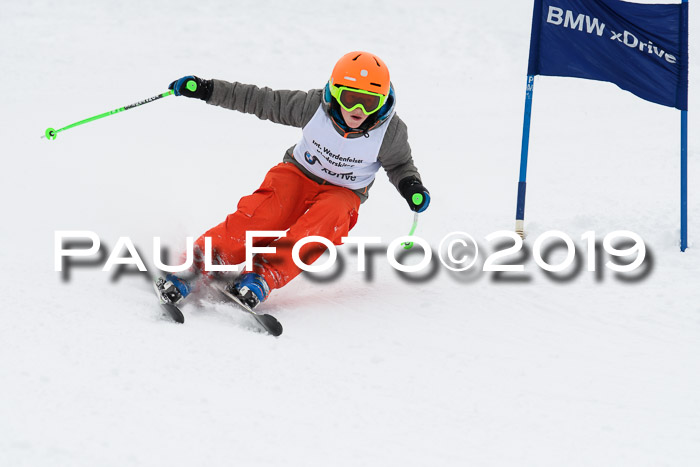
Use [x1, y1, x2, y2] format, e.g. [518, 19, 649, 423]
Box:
[206, 79, 422, 203]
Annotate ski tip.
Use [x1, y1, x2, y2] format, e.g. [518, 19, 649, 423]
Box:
[258, 314, 283, 337]
[161, 302, 185, 324]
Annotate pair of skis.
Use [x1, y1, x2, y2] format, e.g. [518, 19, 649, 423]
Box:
[153, 279, 283, 337]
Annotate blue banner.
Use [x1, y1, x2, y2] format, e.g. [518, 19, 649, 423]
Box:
[528, 0, 688, 110]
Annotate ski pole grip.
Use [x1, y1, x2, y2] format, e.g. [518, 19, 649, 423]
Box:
[186, 80, 198, 92]
[411, 193, 424, 206]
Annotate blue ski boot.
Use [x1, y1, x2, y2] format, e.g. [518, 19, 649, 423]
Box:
[229, 273, 270, 309]
[155, 273, 192, 305]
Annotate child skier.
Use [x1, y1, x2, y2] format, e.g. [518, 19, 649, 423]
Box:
[158, 51, 430, 309]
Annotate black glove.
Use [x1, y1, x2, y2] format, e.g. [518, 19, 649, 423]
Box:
[398, 177, 430, 213]
[168, 75, 213, 100]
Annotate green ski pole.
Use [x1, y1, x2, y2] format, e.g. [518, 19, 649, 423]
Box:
[402, 193, 424, 249]
[42, 80, 197, 140]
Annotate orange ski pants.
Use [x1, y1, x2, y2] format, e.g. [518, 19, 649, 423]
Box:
[193, 163, 360, 290]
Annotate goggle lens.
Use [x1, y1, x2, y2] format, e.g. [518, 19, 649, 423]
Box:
[336, 88, 384, 115]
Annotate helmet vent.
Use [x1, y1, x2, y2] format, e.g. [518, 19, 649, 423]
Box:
[352, 54, 361, 61]
[370, 82, 382, 88]
[373, 57, 381, 66]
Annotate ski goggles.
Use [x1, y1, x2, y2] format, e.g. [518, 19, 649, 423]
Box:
[330, 84, 388, 116]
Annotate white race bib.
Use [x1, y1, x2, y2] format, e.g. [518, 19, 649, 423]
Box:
[293, 105, 394, 190]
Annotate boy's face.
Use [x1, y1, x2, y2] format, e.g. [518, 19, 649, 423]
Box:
[340, 106, 369, 129]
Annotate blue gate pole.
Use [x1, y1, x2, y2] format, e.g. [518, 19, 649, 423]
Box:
[681, 109, 688, 251]
[680, 0, 689, 252]
[515, 75, 535, 238]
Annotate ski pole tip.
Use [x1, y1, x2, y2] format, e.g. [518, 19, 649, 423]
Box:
[44, 127, 57, 141]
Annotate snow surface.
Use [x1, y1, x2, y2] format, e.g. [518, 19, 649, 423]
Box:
[1, 0, 699, 466]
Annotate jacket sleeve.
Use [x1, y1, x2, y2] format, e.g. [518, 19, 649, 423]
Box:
[378, 115, 422, 190]
[206, 79, 321, 128]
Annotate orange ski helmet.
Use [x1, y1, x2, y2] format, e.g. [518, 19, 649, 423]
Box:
[329, 51, 391, 96]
